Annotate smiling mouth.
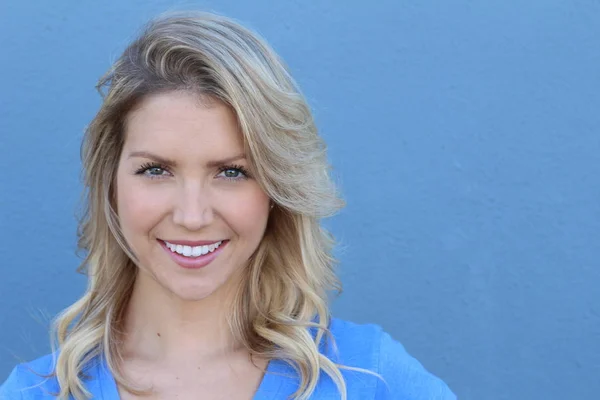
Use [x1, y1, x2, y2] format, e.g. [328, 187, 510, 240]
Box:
[158, 239, 229, 270]
[162, 240, 224, 258]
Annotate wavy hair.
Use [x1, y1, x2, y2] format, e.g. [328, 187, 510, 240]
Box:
[50, 11, 350, 400]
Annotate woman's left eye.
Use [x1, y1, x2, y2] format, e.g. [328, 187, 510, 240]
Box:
[217, 166, 249, 180]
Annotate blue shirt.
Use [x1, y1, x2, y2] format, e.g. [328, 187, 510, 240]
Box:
[1, 318, 455, 399]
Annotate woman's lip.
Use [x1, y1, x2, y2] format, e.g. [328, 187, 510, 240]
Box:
[161, 239, 224, 246]
[158, 239, 228, 269]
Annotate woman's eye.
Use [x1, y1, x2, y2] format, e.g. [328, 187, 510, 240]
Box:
[146, 167, 165, 176]
[217, 167, 247, 180]
[135, 163, 170, 178]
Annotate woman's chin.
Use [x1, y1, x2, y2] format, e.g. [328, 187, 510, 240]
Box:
[168, 285, 217, 302]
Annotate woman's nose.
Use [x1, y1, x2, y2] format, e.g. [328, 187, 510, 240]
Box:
[172, 182, 215, 231]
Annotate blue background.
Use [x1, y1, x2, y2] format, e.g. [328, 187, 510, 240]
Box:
[1, 1, 599, 399]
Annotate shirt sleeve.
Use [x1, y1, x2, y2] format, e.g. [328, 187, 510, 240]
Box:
[0, 366, 25, 400]
[375, 331, 457, 400]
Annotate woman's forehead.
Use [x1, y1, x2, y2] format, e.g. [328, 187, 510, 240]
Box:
[124, 92, 243, 147]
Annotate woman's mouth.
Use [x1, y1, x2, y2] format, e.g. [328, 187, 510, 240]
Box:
[158, 239, 228, 269]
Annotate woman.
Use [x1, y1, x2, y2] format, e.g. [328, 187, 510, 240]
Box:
[0, 12, 455, 400]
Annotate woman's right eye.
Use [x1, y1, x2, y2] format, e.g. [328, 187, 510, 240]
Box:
[135, 163, 170, 178]
[146, 167, 165, 176]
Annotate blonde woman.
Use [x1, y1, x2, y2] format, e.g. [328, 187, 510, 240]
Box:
[1, 12, 455, 400]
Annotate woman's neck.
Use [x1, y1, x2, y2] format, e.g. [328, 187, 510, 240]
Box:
[120, 271, 243, 364]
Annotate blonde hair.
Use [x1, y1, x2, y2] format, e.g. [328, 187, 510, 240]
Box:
[51, 10, 350, 400]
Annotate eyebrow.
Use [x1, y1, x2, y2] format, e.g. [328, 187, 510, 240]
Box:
[127, 151, 246, 168]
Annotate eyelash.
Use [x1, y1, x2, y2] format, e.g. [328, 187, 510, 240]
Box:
[218, 164, 250, 180]
[134, 162, 250, 181]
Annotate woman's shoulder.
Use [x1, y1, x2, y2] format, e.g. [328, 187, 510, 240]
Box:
[0, 353, 61, 399]
[326, 318, 456, 399]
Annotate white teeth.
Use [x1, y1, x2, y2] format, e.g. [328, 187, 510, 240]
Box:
[164, 240, 223, 258]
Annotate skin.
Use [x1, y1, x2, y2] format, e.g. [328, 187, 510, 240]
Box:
[114, 90, 271, 399]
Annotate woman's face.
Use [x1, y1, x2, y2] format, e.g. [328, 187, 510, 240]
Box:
[115, 91, 270, 301]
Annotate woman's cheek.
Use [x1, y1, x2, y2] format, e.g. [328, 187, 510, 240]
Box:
[118, 179, 159, 229]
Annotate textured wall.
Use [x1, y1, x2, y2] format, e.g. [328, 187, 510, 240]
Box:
[1, 1, 599, 399]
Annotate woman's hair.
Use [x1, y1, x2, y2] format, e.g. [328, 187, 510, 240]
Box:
[51, 11, 349, 400]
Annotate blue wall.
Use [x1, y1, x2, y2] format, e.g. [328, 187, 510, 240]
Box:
[1, 1, 599, 399]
